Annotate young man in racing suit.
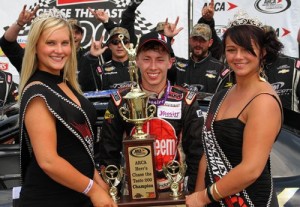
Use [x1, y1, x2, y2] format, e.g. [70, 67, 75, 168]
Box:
[98, 31, 204, 193]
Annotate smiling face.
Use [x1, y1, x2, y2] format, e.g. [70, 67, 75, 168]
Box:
[225, 36, 261, 79]
[136, 42, 172, 93]
[36, 26, 72, 75]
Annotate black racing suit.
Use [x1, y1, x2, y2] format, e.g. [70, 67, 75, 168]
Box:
[77, 47, 103, 91]
[174, 53, 225, 94]
[265, 54, 300, 112]
[96, 59, 133, 90]
[98, 85, 204, 192]
[0, 35, 24, 72]
[0, 70, 18, 106]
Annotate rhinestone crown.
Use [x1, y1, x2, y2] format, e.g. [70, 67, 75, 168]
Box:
[228, 10, 264, 29]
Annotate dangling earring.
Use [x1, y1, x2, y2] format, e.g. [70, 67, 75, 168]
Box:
[258, 62, 267, 82]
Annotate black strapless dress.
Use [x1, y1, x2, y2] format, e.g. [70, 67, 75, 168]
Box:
[205, 118, 279, 207]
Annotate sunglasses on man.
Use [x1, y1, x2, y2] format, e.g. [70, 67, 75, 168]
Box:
[110, 39, 130, 45]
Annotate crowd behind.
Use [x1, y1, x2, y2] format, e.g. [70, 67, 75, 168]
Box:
[0, 0, 299, 206]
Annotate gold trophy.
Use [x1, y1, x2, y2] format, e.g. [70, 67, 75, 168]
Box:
[100, 165, 124, 201]
[163, 160, 187, 197]
[118, 34, 156, 139]
[118, 34, 158, 200]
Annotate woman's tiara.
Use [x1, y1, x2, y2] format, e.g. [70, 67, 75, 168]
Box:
[227, 10, 264, 29]
[32, 7, 67, 24]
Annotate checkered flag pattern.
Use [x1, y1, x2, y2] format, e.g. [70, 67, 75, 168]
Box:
[18, 0, 53, 35]
[109, 0, 129, 8]
[111, 0, 155, 34]
[134, 10, 155, 34]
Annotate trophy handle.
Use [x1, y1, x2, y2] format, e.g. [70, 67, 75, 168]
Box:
[119, 106, 129, 122]
[147, 104, 156, 118]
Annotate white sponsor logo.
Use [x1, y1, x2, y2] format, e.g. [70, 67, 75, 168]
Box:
[157, 101, 182, 119]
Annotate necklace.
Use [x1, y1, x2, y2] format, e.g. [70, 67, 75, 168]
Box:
[148, 81, 171, 106]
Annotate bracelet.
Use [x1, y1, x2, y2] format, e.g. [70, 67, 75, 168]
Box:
[210, 184, 218, 201]
[214, 183, 224, 199]
[206, 184, 217, 203]
[16, 21, 24, 27]
[82, 179, 94, 194]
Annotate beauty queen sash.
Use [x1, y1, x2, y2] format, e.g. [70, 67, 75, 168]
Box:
[202, 88, 254, 207]
[19, 83, 95, 181]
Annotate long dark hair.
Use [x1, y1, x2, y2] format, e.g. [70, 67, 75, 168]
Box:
[222, 25, 283, 64]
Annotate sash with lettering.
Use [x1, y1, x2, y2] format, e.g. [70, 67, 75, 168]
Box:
[202, 88, 253, 207]
[19, 82, 95, 182]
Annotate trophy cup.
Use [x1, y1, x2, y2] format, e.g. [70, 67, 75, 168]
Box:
[118, 34, 158, 200]
[163, 160, 187, 197]
[100, 165, 124, 201]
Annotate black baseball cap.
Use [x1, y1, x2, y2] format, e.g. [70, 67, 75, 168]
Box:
[137, 31, 173, 56]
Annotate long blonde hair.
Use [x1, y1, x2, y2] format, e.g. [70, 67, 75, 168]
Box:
[19, 14, 81, 96]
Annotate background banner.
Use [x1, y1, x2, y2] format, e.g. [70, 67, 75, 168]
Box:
[1, 0, 299, 83]
[0, 0, 188, 83]
[193, 0, 300, 59]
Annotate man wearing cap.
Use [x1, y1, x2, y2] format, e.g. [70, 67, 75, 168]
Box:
[87, 26, 136, 90]
[90, 0, 143, 48]
[197, 0, 223, 60]
[173, 23, 225, 94]
[98, 31, 204, 193]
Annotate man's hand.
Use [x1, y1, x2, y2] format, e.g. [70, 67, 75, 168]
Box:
[17, 4, 39, 26]
[163, 17, 183, 38]
[88, 7, 109, 23]
[202, 0, 214, 21]
[90, 36, 108, 57]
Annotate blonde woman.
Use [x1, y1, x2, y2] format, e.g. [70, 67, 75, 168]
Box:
[18, 9, 116, 207]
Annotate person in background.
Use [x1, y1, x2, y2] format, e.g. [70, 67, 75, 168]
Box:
[79, 27, 133, 90]
[263, 25, 300, 113]
[18, 8, 116, 207]
[89, 0, 144, 48]
[174, 23, 225, 93]
[154, 0, 223, 87]
[186, 11, 282, 207]
[0, 5, 103, 92]
[197, 0, 222, 61]
[67, 18, 103, 92]
[0, 5, 39, 72]
[0, 70, 18, 107]
[98, 29, 204, 193]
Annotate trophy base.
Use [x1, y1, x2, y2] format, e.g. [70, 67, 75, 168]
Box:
[117, 191, 187, 206]
[123, 135, 158, 200]
[169, 192, 182, 198]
